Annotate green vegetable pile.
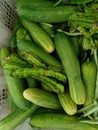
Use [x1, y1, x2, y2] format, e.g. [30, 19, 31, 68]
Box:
[0, 0, 98, 129]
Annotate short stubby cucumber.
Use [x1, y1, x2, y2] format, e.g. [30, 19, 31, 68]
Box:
[81, 60, 97, 106]
[20, 19, 54, 53]
[58, 92, 77, 115]
[23, 88, 62, 109]
[54, 32, 86, 105]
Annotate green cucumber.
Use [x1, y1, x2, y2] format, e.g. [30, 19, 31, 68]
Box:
[30, 113, 98, 130]
[0, 105, 39, 130]
[58, 92, 77, 115]
[17, 39, 63, 69]
[54, 32, 86, 105]
[81, 60, 97, 106]
[23, 88, 62, 110]
[0, 48, 31, 110]
[17, 5, 76, 23]
[16, 0, 54, 8]
[20, 19, 54, 53]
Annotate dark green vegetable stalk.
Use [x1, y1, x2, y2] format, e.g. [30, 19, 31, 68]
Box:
[0, 104, 39, 130]
[9, 18, 22, 49]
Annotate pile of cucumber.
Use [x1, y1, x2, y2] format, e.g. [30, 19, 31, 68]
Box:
[0, 0, 98, 130]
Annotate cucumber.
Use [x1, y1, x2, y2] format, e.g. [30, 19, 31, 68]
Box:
[0, 48, 31, 110]
[81, 60, 97, 106]
[23, 88, 62, 110]
[20, 19, 54, 53]
[16, 0, 54, 8]
[54, 32, 86, 105]
[0, 105, 39, 130]
[17, 5, 76, 23]
[58, 92, 77, 115]
[17, 39, 63, 69]
[30, 113, 98, 130]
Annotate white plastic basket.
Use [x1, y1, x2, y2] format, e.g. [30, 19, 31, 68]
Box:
[0, 0, 33, 129]
[0, 0, 16, 119]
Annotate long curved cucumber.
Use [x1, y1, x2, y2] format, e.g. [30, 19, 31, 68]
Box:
[54, 32, 86, 105]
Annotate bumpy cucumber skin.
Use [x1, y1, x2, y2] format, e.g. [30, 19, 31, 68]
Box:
[54, 32, 86, 105]
[81, 61, 97, 106]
